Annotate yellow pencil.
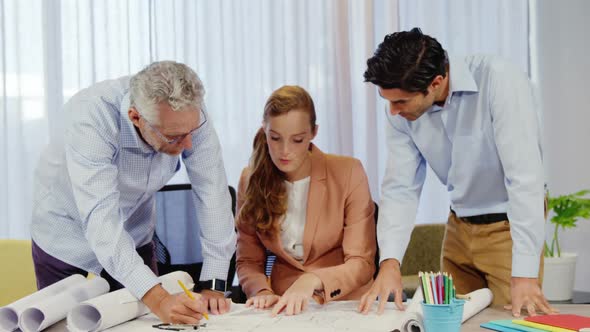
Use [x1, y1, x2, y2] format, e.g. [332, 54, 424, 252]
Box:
[177, 280, 209, 320]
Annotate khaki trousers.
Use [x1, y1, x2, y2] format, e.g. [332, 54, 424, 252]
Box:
[441, 212, 544, 306]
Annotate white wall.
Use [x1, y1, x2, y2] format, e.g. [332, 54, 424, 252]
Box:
[531, 0, 590, 292]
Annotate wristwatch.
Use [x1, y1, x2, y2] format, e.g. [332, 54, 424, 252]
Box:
[196, 279, 227, 293]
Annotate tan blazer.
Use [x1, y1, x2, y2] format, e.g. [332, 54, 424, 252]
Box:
[236, 144, 376, 303]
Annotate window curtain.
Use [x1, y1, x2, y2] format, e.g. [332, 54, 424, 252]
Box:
[398, 0, 530, 223]
[0, 0, 397, 238]
[0, 0, 529, 239]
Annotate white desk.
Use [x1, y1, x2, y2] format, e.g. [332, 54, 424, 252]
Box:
[44, 303, 590, 332]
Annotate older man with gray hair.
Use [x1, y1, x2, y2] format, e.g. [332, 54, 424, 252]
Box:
[30, 61, 236, 324]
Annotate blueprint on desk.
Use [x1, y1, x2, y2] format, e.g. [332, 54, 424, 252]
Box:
[104, 288, 492, 332]
[107, 301, 408, 332]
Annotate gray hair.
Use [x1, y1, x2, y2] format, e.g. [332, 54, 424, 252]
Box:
[129, 61, 205, 124]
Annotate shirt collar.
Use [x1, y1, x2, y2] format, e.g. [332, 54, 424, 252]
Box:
[119, 92, 154, 153]
[446, 55, 478, 99]
[427, 56, 478, 113]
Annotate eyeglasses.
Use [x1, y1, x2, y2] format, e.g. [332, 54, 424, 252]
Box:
[141, 108, 207, 145]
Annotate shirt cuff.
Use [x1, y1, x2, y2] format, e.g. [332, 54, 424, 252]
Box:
[200, 257, 231, 282]
[377, 241, 405, 267]
[376, 202, 417, 268]
[511, 253, 540, 278]
[122, 263, 160, 300]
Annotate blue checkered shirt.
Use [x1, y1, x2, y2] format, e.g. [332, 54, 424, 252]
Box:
[31, 76, 236, 299]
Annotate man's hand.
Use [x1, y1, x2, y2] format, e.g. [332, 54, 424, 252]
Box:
[271, 273, 323, 316]
[200, 289, 231, 315]
[504, 277, 558, 317]
[143, 285, 207, 324]
[358, 259, 405, 314]
[245, 290, 280, 309]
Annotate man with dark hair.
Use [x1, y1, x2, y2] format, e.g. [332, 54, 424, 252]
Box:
[358, 28, 555, 317]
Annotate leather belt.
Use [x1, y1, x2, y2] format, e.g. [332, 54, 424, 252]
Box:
[450, 209, 508, 225]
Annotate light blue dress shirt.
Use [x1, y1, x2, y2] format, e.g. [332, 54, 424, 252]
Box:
[378, 55, 545, 278]
[31, 76, 237, 299]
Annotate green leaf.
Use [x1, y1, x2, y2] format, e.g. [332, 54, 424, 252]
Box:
[544, 189, 590, 257]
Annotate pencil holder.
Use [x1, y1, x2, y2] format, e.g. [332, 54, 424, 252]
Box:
[421, 299, 465, 332]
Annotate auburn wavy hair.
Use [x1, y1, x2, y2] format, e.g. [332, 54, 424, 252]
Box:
[237, 85, 316, 235]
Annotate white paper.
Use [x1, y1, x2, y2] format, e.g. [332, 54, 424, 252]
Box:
[105, 302, 403, 332]
[101, 287, 492, 332]
[397, 288, 425, 332]
[18, 277, 109, 332]
[0, 274, 86, 332]
[66, 271, 193, 332]
[459, 288, 494, 323]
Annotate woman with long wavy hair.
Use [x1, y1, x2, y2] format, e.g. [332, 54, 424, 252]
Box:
[236, 85, 376, 316]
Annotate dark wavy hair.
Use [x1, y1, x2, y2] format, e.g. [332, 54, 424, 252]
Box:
[364, 28, 448, 94]
[237, 85, 316, 235]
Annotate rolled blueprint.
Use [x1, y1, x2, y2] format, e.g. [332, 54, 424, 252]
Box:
[397, 287, 425, 332]
[66, 271, 194, 332]
[0, 274, 86, 332]
[18, 277, 109, 332]
[459, 288, 494, 322]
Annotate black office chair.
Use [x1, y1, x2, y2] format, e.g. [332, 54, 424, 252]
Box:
[265, 250, 277, 277]
[153, 185, 238, 290]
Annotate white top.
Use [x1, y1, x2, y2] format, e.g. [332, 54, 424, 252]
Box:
[280, 176, 311, 261]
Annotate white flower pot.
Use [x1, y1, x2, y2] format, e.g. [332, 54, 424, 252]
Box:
[542, 252, 577, 301]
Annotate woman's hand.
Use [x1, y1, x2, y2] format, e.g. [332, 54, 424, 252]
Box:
[245, 290, 280, 309]
[271, 273, 323, 316]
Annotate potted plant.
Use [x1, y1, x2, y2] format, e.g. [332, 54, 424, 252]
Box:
[542, 190, 590, 301]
